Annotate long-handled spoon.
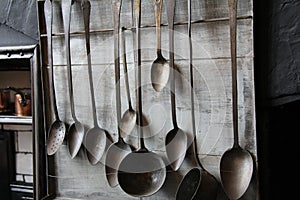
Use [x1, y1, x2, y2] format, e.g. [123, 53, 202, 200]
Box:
[176, 1, 219, 198]
[81, 0, 107, 165]
[165, 0, 187, 171]
[117, 0, 166, 196]
[104, 0, 132, 188]
[62, 0, 85, 159]
[45, 0, 67, 156]
[220, 0, 253, 199]
[150, 0, 169, 92]
[119, 27, 137, 138]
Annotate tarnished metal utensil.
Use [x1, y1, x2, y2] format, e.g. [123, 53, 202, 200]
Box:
[165, 0, 187, 171]
[220, 0, 253, 199]
[62, 0, 85, 159]
[45, 0, 67, 156]
[105, 0, 132, 188]
[81, 0, 107, 165]
[119, 27, 137, 138]
[117, 0, 166, 197]
[150, 0, 169, 92]
[176, 1, 219, 198]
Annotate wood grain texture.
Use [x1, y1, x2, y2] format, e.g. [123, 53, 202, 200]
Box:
[38, 0, 257, 199]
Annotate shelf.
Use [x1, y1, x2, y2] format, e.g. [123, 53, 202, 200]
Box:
[0, 115, 32, 125]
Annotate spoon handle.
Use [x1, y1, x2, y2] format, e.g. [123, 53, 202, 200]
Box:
[228, 0, 239, 147]
[44, 0, 59, 120]
[82, 0, 98, 127]
[112, 0, 122, 135]
[121, 27, 133, 111]
[62, 0, 77, 121]
[154, 0, 163, 55]
[134, 0, 145, 150]
[166, 0, 177, 128]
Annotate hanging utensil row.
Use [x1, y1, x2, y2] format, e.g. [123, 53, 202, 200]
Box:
[43, 0, 254, 199]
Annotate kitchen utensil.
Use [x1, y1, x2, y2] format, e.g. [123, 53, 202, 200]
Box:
[105, 0, 132, 188]
[176, 1, 219, 198]
[150, 0, 169, 92]
[117, 0, 166, 196]
[220, 0, 253, 199]
[119, 27, 137, 138]
[62, 0, 85, 159]
[45, 0, 67, 156]
[81, 0, 107, 165]
[165, 0, 187, 171]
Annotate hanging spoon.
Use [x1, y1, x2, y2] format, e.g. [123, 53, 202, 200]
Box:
[81, 0, 107, 165]
[104, 0, 132, 188]
[45, 0, 67, 156]
[62, 0, 85, 159]
[165, 0, 187, 171]
[220, 0, 253, 199]
[119, 27, 137, 138]
[150, 0, 169, 92]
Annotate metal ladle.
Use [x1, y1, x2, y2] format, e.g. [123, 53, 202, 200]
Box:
[119, 27, 137, 138]
[81, 0, 107, 165]
[150, 0, 169, 92]
[176, 1, 219, 198]
[62, 0, 85, 159]
[117, 0, 166, 196]
[44, 0, 67, 156]
[220, 0, 253, 199]
[104, 0, 132, 188]
[165, 0, 187, 171]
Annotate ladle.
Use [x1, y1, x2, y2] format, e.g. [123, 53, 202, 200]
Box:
[220, 0, 253, 199]
[45, 0, 67, 156]
[117, 0, 166, 196]
[150, 0, 169, 92]
[176, 1, 219, 198]
[62, 0, 85, 159]
[119, 27, 137, 138]
[104, 0, 132, 188]
[81, 0, 107, 165]
[165, 0, 187, 171]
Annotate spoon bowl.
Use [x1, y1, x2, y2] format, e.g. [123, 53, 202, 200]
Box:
[165, 127, 187, 170]
[67, 121, 84, 158]
[120, 108, 136, 138]
[47, 120, 66, 155]
[151, 55, 170, 92]
[84, 127, 107, 165]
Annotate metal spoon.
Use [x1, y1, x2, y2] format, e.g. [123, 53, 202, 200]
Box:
[62, 0, 85, 159]
[119, 27, 137, 138]
[220, 0, 253, 199]
[81, 0, 107, 165]
[117, 0, 166, 196]
[44, 0, 67, 156]
[176, 1, 219, 198]
[150, 0, 169, 92]
[165, 0, 187, 171]
[104, 0, 132, 188]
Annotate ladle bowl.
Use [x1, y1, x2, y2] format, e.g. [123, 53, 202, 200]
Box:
[118, 150, 166, 197]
